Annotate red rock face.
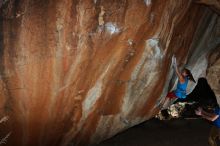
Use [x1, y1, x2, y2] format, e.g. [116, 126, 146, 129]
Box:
[0, 0, 219, 146]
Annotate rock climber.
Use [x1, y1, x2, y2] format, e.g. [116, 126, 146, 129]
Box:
[173, 77, 217, 106]
[195, 103, 220, 146]
[159, 56, 196, 109]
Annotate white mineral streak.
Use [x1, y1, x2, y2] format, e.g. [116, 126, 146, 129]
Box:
[121, 38, 164, 118]
[98, 6, 105, 25]
[82, 64, 111, 118]
[127, 39, 133, 46]
[150, 13, 154, 24]
[61, 64, 112, 145]
[63, 35, 90, 92]
[146, 38, 164, 59]
[0, 116, 9, 123]
[83, 81, 102, 114]
[154, 56, 175, 108]
[92, 114, 147, 144]
[91, 115, 123, 144]
[49, 4, 66, 117]
[0, 132, 11, 145]
[105, 22, 120, 35]
[66, 44, 71, 51]
[144, 0, 152, 6]
[62, 57, 118, 145]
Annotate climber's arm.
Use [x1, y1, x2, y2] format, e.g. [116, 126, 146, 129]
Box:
[173, 57, 184, 83]
[201, 110, 219, 121]
[195, 107, 219, 121]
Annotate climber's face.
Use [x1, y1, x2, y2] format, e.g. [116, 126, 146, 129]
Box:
[181, 69, 188, 77]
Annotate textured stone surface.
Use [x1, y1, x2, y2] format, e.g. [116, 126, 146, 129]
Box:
[207, 48, 220, 102]
[185, 9, 220, 95]
[0, 0, 219, 146]
[195, 0, 220, 14]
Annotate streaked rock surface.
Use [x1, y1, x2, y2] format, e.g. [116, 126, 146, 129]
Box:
[207, 49, 220, 102]
[0, 0, 219, 146]
[195, 0, 220, 14]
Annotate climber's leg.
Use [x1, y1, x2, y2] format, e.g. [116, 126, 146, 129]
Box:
[162, 98, 170, 109]
[158, 92, 177, 109]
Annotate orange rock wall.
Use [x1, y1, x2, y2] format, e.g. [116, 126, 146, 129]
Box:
[0, 0, 217, 146]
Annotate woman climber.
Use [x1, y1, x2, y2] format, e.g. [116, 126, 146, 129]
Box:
[159, 56, 196, 109]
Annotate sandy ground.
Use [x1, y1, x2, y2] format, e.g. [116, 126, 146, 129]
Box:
[95, 118, 219, 146]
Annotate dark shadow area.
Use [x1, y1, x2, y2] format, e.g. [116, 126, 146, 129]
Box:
[95, 118, 218, 146]
[175, 77, 217, 107]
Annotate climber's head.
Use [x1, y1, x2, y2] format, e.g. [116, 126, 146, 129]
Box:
[182, 68, 196, 83]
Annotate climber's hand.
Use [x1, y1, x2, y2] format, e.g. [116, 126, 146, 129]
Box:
[172, 56, 177, 68]
[195, 107, 202, 116]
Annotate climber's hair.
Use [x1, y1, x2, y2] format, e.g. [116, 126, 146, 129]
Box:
[184, 68, 196, 83]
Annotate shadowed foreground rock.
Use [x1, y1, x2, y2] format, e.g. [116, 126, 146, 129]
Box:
[96, 119, 212, 146]
[0, 0, 220, 146]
